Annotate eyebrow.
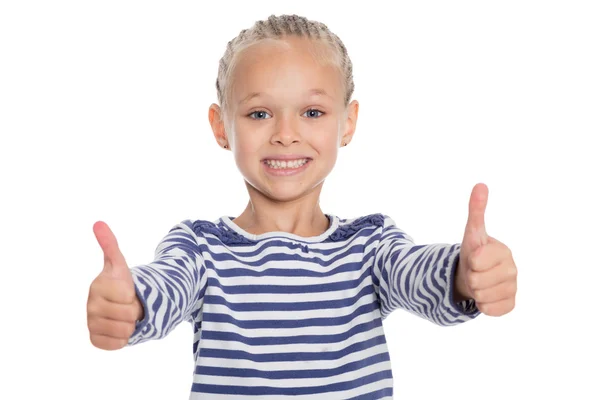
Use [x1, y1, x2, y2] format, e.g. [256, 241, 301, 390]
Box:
[239, 88, 332, 105]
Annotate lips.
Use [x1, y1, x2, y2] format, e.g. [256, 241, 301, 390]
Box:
[264, 158, 309, 168]
[262, 158, 312, 176]
[261, 154, 312, 161]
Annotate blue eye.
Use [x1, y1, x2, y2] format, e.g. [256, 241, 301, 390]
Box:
[304, 109, 324, 118]
[248, 110, 271, 120]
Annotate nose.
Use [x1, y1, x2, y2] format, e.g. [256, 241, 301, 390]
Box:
[270, 113, 301, 146]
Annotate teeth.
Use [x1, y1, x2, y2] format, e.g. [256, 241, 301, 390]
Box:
[265, 158, 309, 169]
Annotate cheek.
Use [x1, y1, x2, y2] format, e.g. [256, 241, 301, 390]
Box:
[232, 123, 263, 152]
[234, 142, 260, 171]
[309, 120, 341, 147]
[317, 136, 340, 155]
[237, 135, 260, 153]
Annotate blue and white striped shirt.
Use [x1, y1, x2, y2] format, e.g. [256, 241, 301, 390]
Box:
[128, 213, 480, 399]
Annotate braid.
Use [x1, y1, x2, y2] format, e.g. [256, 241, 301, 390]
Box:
[215, 14, 354, 118]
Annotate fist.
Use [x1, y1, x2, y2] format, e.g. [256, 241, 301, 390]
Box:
[87, 221, 143, 350]
[455, 183, 518, 316]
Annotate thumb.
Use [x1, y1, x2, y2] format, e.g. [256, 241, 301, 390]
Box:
[464, 183, 489, 248]
[93, 221, 131, 280]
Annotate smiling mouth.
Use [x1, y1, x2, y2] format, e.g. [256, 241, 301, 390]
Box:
[263, 158, 310, 169]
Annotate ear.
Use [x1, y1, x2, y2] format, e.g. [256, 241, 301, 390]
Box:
[340, 100, 359, 146]
[208, 103, 229, 149]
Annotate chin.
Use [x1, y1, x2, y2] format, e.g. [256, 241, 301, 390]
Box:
[243, 177, 319, 202]
[263, 185, 310, 202]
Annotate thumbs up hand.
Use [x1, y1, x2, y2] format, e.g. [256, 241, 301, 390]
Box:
[87, 221, 143, 350]
[454, 183, 518, 316]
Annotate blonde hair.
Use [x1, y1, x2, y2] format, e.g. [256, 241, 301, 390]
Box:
[215, 14, 355, 119]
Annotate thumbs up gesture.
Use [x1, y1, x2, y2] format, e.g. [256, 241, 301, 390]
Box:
[454, 183, 518, 316]
[87, 221, 143, 350]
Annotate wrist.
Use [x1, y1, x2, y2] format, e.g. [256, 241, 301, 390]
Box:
[453, 269, 472, 303]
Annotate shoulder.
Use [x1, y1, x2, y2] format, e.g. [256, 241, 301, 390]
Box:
[337, 213, 387, 228]
[328, 213, 388, 241]
[336, 213, 415, 243]
[179, 216, 256, 246]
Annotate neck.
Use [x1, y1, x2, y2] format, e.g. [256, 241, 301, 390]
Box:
[232, 181, 329, 237]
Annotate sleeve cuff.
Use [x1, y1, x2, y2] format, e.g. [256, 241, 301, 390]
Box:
[126, 268, 153, 346]
[441, 244, 481, 321]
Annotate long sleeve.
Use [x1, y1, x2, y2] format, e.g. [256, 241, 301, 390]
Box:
[371, 215, 480, 326]
[127, 220, 206, 346]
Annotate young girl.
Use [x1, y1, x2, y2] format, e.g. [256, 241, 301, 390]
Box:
[87, 14, 518, 399]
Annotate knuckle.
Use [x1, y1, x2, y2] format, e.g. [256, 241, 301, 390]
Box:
[89, 279, 100, 295]
[508, 297, 516, 310]
[87, 299, 103, 317]
[87, 301, 96, 316]
[467, 273, 478, 289]
[89, 334, 101, 348]
[506, 246, 513, 259]
[90, 334, 106, 350]
[468, 253, 478, 269]
[87, 316, 99, 333]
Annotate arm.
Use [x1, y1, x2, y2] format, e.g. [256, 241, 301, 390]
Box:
[127, 220, 206, 346]
[371, 215, 480, 326]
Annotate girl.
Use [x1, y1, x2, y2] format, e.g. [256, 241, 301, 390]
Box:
[87, 14, 517, 399]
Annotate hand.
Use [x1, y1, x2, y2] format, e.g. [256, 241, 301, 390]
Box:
[455, 183, 518, 316]
[87, 221, 143, 350]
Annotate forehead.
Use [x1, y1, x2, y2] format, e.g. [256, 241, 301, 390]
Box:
[230, 37, 342, 103]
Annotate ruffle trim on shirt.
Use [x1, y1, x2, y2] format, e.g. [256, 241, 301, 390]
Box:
[327, 213, 385, 242]
[190, 213, 386, 244]
[191, 220, 256, 245]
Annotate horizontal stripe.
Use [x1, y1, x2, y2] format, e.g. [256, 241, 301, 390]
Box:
[199, 335, 387, 362]
[197, 343, 391, 372]
[196, 352, 391, 379]
[205, 267, 372, 294]
[200, 318, 382, 346]
[191, 370, 393, 395]
[192, 359, 392, 390]
[203, 284, 375, 313]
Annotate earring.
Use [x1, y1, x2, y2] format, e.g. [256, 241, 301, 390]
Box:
[223, 144, 228, 149]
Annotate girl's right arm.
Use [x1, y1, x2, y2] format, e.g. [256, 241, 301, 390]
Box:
[127, 220, 207, 346]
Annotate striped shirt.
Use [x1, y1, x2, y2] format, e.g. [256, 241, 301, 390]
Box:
[127, 213, 480, 399]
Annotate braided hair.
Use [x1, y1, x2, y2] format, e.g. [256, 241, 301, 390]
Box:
[215, 14, 354, 119]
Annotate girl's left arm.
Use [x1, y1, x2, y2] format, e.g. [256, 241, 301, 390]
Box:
[370, 215, 480, 326]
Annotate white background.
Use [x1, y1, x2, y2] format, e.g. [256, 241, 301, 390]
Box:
[1, 1, 599, 399]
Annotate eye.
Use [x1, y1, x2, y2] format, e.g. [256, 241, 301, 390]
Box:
[304, 108, 324, 118]
[248, 110, 271, 120]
